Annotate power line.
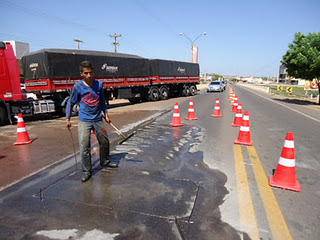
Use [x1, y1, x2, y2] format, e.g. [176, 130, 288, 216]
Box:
[0, 0, 146, 54]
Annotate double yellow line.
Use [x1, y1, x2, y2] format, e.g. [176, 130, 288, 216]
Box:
[234, 145, 293, 240]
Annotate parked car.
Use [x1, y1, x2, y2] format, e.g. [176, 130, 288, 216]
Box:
[221, 81, 227, 90]
[21, 84, 37, 100]
[207, 81, 225, 92]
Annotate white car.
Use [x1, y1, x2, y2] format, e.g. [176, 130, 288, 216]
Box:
[207, 81, 225, 92]
[21, 84, 37, 100]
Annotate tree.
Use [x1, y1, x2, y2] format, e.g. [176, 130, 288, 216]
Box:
[213, 74, 223, 81]
[282, 32, 320, 104]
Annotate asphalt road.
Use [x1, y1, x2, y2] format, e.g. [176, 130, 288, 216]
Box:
[0, 83, 319, 239]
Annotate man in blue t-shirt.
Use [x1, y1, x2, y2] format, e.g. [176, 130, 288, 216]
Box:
[66, 61, 118, 182]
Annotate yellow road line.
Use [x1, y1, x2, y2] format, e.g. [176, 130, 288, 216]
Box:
[234, 145, 260, 239]
[247, 146, 293, 240]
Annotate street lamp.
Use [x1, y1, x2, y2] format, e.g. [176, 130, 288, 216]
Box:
[180, 32, 207, 63]
[74, 39, 84, 50]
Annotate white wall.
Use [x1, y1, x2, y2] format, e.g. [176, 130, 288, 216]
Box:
[4, 41, 30, 59]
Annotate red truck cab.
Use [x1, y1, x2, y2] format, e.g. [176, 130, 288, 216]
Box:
[0, 42, 24, 101]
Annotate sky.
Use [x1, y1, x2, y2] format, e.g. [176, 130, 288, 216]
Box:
[1, 0, 319, 77]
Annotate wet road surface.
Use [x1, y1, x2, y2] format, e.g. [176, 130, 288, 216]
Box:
[0, 110, 248, 239]
[2, 83, 319, 239]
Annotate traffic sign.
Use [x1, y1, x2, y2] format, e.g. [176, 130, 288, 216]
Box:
[286, 87, 293, 93]
[277, 85, 283, 91]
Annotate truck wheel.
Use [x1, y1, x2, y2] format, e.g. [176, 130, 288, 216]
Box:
[148, 87, 160, 101]
[182, 86, 190, 97]
[190, 85, 197, 96]
[0, 106, 8, 126]
[159, 86, 169, 100]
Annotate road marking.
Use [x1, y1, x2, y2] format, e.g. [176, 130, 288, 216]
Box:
[239, 85, 320, 123]
[247, 146, 293, 240]
[234, 145, 260, 239]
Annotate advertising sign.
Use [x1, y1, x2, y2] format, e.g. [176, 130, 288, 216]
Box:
[305, 80, 319, 90]
[191, 46, 198, 63]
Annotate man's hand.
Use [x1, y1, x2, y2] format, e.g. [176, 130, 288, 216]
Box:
[104, 113, 111, 124]
[66, 119, 71, 129]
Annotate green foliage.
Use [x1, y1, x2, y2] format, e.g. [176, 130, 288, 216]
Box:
[213, 74, 223, 80]
[282, 32, 320, 81]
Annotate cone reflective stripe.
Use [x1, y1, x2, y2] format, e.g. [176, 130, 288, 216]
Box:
[230, 93, 236, 103]
[231, 95, 238, 106]
[234, 111, 253, 145]
[231, 99, 238, 112]
[232, 103, 242, 127]
[269, 132, 301, 192]
[212, 98, 223, 117]
[14, 113, 34, 145]
[185, 99, 198, 120]
[170, 102, 184, 127]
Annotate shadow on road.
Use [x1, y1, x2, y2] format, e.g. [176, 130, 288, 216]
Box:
[273, 97, 318, 106]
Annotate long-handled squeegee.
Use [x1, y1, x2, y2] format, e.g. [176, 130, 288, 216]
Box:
[109, 122, 134, 144]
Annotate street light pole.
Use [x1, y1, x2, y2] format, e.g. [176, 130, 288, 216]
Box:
[180, 32, 207, 62]
[74, 39, 84, 50]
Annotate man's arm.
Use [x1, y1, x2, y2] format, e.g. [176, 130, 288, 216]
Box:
[100, 82, 110, 123]
[66, 86, 79, 129]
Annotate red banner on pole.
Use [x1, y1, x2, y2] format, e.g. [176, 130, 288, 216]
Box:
[191, 46, 198, 63]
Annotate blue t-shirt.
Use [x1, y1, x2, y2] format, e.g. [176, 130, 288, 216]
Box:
[66, 80, 107, 122]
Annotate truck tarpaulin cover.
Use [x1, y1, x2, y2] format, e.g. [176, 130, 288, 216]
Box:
[149, 59, 199, 77]
[22, 49, 150, 80]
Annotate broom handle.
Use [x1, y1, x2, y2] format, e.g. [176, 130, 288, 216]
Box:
[109, 122, 126, 138]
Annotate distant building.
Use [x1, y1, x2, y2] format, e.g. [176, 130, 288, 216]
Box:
[4, 40, 30, 59]
[4, 41, 30, 77]
[236, 76, 262, 83]
[278, 64, 305, 86]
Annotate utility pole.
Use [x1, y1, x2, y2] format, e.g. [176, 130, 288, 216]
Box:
[109, 33, 122, 53]
[73, 39, 84, 50]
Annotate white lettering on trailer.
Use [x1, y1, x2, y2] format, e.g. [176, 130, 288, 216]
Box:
[101, 63, 119, 73]
[177, 67, 186, 73]
[29, 63, 38, 72]
[29, 63, 38, 68]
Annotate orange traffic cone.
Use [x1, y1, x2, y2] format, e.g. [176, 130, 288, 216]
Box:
[229, 92, 234, 100]
[269, 132, 301, 192]
[234, 111, 253, 146]
[230, 93, 235, 102]
[212, 98, 223, 117]
[231, 95, 238, 106]
[170, 102, 184, 127]
[14, 113, 34, 145]
[185, 99, 198, 120]
[232, 103, 242, 127]
[231, 99, 238, 112]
